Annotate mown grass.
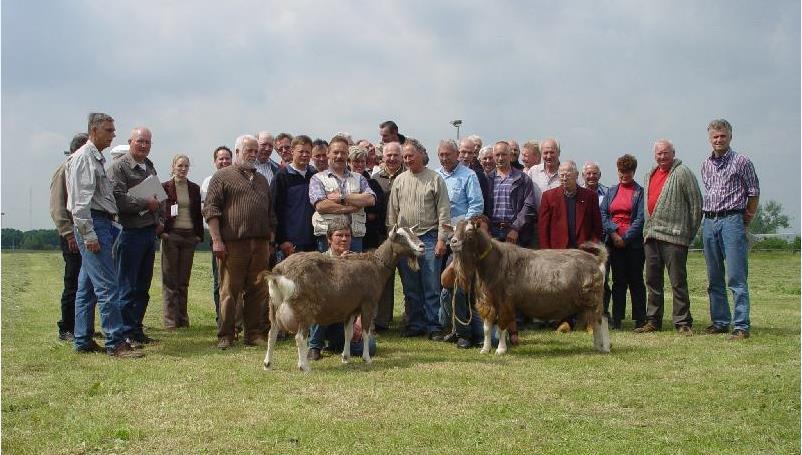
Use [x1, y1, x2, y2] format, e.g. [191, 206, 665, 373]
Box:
[2, 250, 799, 454]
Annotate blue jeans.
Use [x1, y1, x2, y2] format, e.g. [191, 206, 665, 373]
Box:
[398, 230, 442, 333]
[114, 225, 156, 339]
[313, 323, 377, 356]
[440, 256, 483, 340]
[73, 215, 126, 351]
[703, 214, 751, 331]
[309, 239, 363, 349]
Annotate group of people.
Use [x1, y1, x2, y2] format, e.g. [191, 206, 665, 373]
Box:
[49, 113, 759, 360]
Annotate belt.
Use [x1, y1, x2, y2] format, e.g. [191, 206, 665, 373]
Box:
[90, 209, 115, 220]
[703, 209, 744, 219]
[492, 221, 512, 229]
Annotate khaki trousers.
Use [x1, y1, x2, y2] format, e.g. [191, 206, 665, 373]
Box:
[161, 229, 197, 328]
[217, 238, 269, 342]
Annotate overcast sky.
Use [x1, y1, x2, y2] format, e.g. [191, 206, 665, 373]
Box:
[2, 1, 800, 231]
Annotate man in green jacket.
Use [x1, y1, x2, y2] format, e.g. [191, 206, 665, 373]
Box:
[635, 139, 702, 336]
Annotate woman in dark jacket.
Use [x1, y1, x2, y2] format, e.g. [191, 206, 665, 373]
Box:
[600, 154, 646, 330]
[161, 154, 204, 329]
[348, 147, 386, 250]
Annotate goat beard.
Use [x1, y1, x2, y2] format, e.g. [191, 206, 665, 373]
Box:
[452, 252, 476, 292]
[406, 256, 420, 272]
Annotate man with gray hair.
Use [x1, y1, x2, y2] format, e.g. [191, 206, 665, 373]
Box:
[66, 113, 140, 357]
[635, 139, 702, 336]
[108, 126, 163, 348]
[388, 138, 451, 339]
[255, 131, 280, 183]
[582, 160, 611, 316]
[50, 133, 89, 341]
[487, 141, 538, 246]
[435, 138, 484, 346]
[528, 138, 562, 196]
[701, 119, 760, 341]
[204, 134, 277, 349]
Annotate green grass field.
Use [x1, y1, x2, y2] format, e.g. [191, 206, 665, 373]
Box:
[2, 250, 799, 454]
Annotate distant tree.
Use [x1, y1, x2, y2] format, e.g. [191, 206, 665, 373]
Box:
[1, 228, 24, 249]
[20, 229, 60, 250]
[750, 200, 791, 234]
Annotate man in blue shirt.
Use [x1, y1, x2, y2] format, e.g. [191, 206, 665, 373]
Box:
[435, 139, 485, 348]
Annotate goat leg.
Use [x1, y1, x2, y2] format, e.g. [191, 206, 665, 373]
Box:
[264, 322, 279, 370]
[296, 330, 311, 373]
[592, 315, 611, 353]
[342, 315, 356, 364]
[496, 328, 508, 355]
[480, 319, 493, 354]
[362, 327, 372, 365]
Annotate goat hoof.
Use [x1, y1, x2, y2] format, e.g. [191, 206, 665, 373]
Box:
[341, 356, 351, 364]
[263, 361, 271, 370]
[480, 348, 490, 354]
[495, 349, 507, 356]
[298, 364, 311, 373]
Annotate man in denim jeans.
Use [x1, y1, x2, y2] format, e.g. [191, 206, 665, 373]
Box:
[701, 119, 760, 341]
[387, 138, 451, 339]
[65, 112, 141, 358]
[108, 126, 163, 347]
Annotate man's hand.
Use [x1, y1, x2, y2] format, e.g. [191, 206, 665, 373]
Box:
[212, 239, 227, 261]
[505, 228, 519, 244]
[326, 191, 343, 202]
[155, 223, 164, 236]
[743, 211, 755, 226]
[611, 233, 625, 248]
[85, 239, 100, 253]
[279, 241, 295, 257]
[435, 239, 447, 257]
[66, 236, 79, 253]
[146, 196, 160, 212]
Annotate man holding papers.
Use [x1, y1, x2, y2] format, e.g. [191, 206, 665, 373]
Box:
[108, 126, 164, 348]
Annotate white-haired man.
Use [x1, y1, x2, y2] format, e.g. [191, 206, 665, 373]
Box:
[255, 131, 280, 183]
[528, 138, 561, 196]
[204, 134, 277, 349]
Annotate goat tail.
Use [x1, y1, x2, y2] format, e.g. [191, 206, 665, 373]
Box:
[578, 242, 608, 269]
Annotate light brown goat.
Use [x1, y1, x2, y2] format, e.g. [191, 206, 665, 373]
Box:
[262, 225, 424, 372]
[448, 219, 611, 355]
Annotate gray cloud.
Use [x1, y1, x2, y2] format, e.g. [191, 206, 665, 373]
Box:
[2, 0, 799, 231]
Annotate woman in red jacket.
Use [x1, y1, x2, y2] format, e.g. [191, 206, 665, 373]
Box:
[161, 154, 204, 329]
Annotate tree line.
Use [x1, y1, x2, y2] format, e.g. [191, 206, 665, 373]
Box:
[1, 200, 796, 250]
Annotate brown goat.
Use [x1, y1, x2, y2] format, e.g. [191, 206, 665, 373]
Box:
[262, 225, 424, 372]
[448, 219, 611, 355]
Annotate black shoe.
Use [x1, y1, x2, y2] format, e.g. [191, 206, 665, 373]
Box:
[402, 328, 426, 338]
[428, 330, 444, 341]
[217, 337, 233, 350]
[59, 331, 75, 342]
[308, 348, 322, 361]
[456, 337, 473, 349]
[125, 338, 144, 350]
[132, 334, 157, 344]
[442, 332, 459, 343]
[76, 340, 105, 353]
[610, 320, 622, 330]
[374, 325, 389, 333]
[107, 342, 144, 358]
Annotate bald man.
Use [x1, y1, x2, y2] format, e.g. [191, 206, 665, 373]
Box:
[108, 126, 164, 348]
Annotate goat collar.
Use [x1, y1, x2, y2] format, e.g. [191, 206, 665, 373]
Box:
[478, 242, 493, 261]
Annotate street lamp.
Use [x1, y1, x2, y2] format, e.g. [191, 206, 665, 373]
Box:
[450, 120, 462, 140]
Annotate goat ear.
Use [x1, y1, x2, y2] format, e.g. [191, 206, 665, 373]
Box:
[388, 224, 397, 240]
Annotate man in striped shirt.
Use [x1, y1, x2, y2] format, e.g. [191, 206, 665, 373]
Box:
[701, 119, 760, 341]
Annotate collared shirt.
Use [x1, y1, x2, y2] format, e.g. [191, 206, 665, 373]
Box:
[254, 158, 279, 184]
[65, 141, 118, 242]
[108, 152, 161, 229]
[528, 163, 561, 197]
[585, 183, 609, 207]
[202, 164, 276, 241]
[491, 173, 515, 223]
[309, 168, 374, 205]
[701, 148, 760, 212]
[436, 163, 484, 220]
